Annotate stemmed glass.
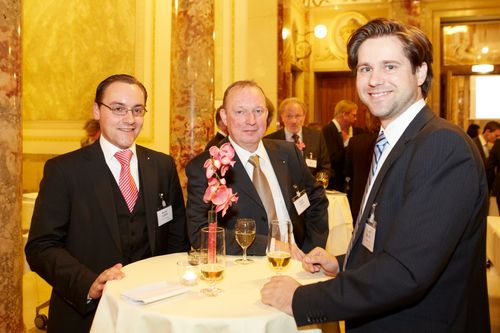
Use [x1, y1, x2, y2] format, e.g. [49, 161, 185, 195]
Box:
[315, 171, 329, 189]
[235, 218, 256, 264]
[266, 220, 292, 275]
[199, 226, 226, 296]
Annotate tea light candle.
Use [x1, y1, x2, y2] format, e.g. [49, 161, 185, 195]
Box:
[182, 269, 197, 283]
[177, 260, 199, 286]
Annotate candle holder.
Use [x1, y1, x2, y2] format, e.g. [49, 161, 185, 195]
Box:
[176, 260, 200, 286]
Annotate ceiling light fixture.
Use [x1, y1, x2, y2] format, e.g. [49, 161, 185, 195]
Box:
[471, 64, 494, 73]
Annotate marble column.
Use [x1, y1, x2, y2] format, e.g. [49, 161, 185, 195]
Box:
[0, 0, 24, 332]
[169, 1, 215, 190]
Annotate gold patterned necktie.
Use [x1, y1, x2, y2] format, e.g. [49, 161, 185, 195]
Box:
[248, 155, 278, 223]
[115, 149, 138, 212]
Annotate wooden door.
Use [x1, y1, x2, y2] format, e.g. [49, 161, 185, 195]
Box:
[314, 72, 366, 129]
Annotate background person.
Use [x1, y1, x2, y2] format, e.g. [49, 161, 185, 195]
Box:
[80, 119, 101, 147]
[205, 106, 228, 150]
[261, 18, 490, 332]
[265, 97, 330, 177]
[473, 120, 500, 165]
[186, 80, 328, 259]
[322, 99, 363, 191]
[25, 74, 189, 333]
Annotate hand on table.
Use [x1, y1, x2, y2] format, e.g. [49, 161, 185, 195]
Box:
[88, 263, 125, 300]
[291, 243, 305, 261]
[260, 275, 301, 316]
[302, 247, 339, 277]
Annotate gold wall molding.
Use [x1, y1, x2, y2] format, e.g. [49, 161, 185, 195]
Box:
[22, 0, 156, 154]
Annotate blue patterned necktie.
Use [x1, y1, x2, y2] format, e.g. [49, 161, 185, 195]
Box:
[343, 131, 388, 270]
[369, 131, 388, 186]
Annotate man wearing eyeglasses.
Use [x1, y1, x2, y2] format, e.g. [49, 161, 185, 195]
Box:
[25, 74, 189, 333]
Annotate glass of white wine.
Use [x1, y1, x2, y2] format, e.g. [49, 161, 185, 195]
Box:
[315, 171, 329, 189]
[235, 218, 256, 264]
[199, 226, 226, 296]
[266, 220, 292, 275]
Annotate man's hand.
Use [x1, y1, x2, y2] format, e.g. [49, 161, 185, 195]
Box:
[291, 243, 305, 261]
[88, 263, 125, 300]
[260, 276, 300, 316]
[302, 247, 339, 277]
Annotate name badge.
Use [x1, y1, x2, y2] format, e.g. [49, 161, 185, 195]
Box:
[157, 193, 173, 226]
[305, 158, 317, 168]
[157, 206, 173, 227]
[362, 203, 378, 252]
[293, 188, 310, 215]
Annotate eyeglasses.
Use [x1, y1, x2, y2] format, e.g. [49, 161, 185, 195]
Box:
[98, 102, 147, 117]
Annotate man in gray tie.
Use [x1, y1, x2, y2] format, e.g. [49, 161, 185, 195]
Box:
[25, 74, 189, 333]
[186, 80, 328, 259]
[261, 18, 490, 332]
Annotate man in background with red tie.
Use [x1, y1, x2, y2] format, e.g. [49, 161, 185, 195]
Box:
[25, 74, 189, 333]
[265, 97, 330, 178]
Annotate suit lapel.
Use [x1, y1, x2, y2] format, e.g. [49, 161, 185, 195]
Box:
[264, 140, 293, 214]
[350, 106, 435, 248]
[137, 146, 159, 253]
[87, 142, 122, 253]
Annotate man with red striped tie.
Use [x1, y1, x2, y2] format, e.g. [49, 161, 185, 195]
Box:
[25, 74, 189, 333]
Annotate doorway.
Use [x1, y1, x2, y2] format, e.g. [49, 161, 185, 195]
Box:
[314, 71, 366, 129]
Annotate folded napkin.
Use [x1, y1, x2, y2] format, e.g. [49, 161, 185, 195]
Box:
[122, 281, 189, 304]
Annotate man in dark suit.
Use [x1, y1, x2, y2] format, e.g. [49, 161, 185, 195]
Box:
[265, 97, 330, 177]
[322, 99, 363, 191]
[487, 139, 500, 213]
[186, 81, 328, 259]
[261, 19, 490, 332]
[205, 105, 228, 150]
[25, 74, 189, 333]
[472, 120, 500, 165]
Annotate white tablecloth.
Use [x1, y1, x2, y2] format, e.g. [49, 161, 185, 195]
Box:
[325, 191, 353, 256]
[487, 216, 500, 268]
[91, 253, 340, 333]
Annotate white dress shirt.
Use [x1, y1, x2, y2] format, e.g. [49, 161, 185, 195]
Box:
[99, 136, 140, 190]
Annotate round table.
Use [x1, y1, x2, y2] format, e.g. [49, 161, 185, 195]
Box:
[91, 253, 339, 333]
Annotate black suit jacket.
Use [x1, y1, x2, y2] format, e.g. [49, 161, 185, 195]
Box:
[487, 139, 500, 196]
[265, 127, 331, 176]
[293, 107, 490, 332]
[25, 141, 189, 333]
[472, 136, 487, 165]
[186, 138, 328, 255]
[344, 132, 378, 223]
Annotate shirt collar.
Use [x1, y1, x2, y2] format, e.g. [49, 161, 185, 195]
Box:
[382, 99, 425, 148]
[284, 128, 302, 142]
[228, 136, 269, 165]
[99, 135, 137, 163]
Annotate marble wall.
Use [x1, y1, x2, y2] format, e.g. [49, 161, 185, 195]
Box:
[0, 0, 24, 331]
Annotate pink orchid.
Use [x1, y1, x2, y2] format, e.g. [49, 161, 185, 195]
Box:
[203, 143, 239, 217]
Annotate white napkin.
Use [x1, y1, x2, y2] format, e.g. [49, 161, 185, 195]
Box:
[121, 281, 189, 304]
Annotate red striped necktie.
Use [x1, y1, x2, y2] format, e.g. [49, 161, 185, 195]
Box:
[115, 149, 138, 212]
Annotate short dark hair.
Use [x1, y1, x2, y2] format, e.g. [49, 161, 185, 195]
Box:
[483, 121, 500, 133]
[94, 74, 148, 104]
[347, 18, 433, 98]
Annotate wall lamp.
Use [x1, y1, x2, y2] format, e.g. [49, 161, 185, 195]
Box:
[282, 24, 327, 61]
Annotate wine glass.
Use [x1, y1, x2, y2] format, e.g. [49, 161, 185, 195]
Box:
[235, 218, 256, 264]
[199, 226, 226, 296]
[315, 171, 329, 189]
[266, 220, 292, 275]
